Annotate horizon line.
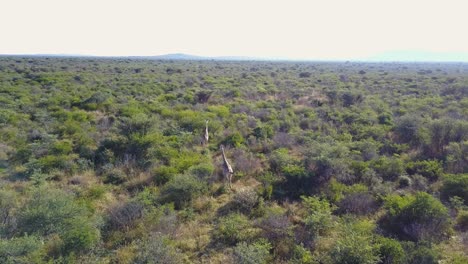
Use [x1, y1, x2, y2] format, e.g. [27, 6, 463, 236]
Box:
[1, 52, 468, 63]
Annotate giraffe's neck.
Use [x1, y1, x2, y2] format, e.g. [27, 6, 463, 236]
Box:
[221, 148, 229, 165]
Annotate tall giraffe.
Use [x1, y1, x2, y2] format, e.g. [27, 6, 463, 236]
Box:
[220, 145, 234, 189]
[203, 120, 209, 145]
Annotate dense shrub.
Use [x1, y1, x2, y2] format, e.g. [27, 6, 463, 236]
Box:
[376, 237, 405, 264]
[381, 192, 451, 242]
[330, 221, 380, 264]
[213, 213, 259, 245]
[440, 174, 468, 204]
[17, 188, 90, 236]
[455, 210, 468, 231]
[336, 192, 378, 215]
[405, 244, 440, 264]
[0, 236, 42, 263]
[256, 210, 293, 245]
[229, 189, 260, 215]
[232, 240, 272, 264]
[106, 201, 144, 230]
[1, 57, 468, 262]
[302, 196, 334, 237]
[406, 160, 443, 181]
[16, 187, 100, 254]
[134, 235, 183, 264]
[158, 174, 208, 209]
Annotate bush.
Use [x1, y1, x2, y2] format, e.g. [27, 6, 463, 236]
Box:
[406, 160, 443, 181]
[441, 174, 468, 205]
[376, 237, 405, 264]
[158, 174, 208, 209]
[103, 166, 128, 184]
[0, 236, 42, 263]
[134, 235, 183, 264]
[371, 156, 404, 181]
[398, 175, 412, 188]
[61, 217, 100, 253]
[411, 174, 428, 191]
[330, 221, 380, 264]
[213, 213, 259, 245]
[232, 240, 272, 264]
[230, 189, 259, 215]
[406, 245, 439, 264]
[382, 192, 451, 242]
[455, 210, 468, 231]
[256, 211, 293, 245]
[152, 166, 177, 185]
[337, 192, 378, 215]
[253, 125, 273, 139]
[0, 189, 18, 235]
[223, 132, 245, 147]
[302, 196, 334, 237]
[16, 187, 100, 254]
[17, 188, 89, 236]
[290, 244, 314, 264]
[106, 201, 144, 230]
[187, 163, 214, 180]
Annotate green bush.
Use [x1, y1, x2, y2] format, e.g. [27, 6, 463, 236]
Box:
[187, 163, 214, 180]
[61, 217, 100, 253]
[253, 125, 273, 139]
[158, 174, 208, 209]
[152, 166, 177, 185]
[382, 192, 451, 242]
[233, 240, 272, 264]
[406, 160, 443, 181]
[0, 236, 43, 264]
[455, 210, 468, 231]
[406, 245, 439, 264]
[17, 188, 88, 236]
[376, 237, 405, 264]
[330, 221, 380, 264]
[223, 132, 245, 147]
[213, 213, 259, 245]
[134, 235, 183, 264]
[0, 189, 18, 235]
[290, 244, 314, 264]
[16, 187, 100, 254]
[302, 196, 334, 237]
[441, 174, 468, 205]
[371, 156, 404, 181]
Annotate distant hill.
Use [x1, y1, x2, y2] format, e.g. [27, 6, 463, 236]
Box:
[3, 52, 468, 62]
[141, 53, 274, 61]
[0, 53, 279, 61]
[145, 53, 210, 60]
[367, 50, 468, 62]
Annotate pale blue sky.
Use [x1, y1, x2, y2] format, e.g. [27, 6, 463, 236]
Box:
[1, 0, 468, 61]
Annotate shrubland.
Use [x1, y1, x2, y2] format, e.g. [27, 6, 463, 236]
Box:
[0, 57, 467, 263]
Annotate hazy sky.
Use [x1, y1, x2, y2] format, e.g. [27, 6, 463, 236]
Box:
[2, 0, 468, 60]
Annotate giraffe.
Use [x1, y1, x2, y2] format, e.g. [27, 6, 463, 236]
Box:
[220, 145, 234, 189]
[203, 120, 209, 145]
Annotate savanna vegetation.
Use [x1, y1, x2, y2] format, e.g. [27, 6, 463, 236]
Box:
[0, 56, 467, 263]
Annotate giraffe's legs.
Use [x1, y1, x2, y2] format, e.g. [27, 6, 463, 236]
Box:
[223, 171, 232, 190]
